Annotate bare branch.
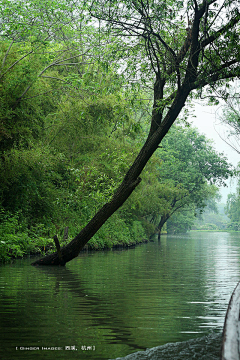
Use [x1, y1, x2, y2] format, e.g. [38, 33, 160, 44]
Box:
[190, 64, 240, 91]
[214, 125, 240, 154]
[0, 49, 34, 80]
[1, 39, 16, 74]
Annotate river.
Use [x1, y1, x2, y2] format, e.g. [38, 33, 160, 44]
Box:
[0, 231, 240, 360]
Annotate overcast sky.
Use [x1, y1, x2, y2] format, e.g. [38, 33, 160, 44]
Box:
[190, 101, 239, 203]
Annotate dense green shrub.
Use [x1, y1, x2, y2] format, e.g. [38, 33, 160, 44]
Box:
[0, 210, 54, 262]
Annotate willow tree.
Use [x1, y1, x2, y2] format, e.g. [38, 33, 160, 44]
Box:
[33, 0, 240, 265]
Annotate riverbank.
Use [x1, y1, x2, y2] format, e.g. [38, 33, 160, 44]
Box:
[0, 227, 151, 264]
[0, 208, 153, 263]
[3, 226, 236, 264]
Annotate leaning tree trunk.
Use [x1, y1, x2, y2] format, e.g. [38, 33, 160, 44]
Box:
[32, 84, 191, 266]
[157, 214, 169, 241]
[32, 176, 141, 266]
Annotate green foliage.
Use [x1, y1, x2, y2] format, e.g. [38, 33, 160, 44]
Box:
[0, 146, 68, 225]
[88, 215, 145, 250]
[227, 222, 240, 231]
[0, 209, 54, 262]
[0, 25, 148, 261]
[225, 190, 240, 231]
[0, 211, 25, 261]
[0, 41, 57, 151]
[167, 210, 196, 234]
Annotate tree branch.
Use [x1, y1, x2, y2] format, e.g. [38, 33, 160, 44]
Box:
[201, 10, 240, 49]
[190, 64, 240, 91]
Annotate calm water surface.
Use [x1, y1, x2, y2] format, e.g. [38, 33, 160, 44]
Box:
[1, 231, 240, 360]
